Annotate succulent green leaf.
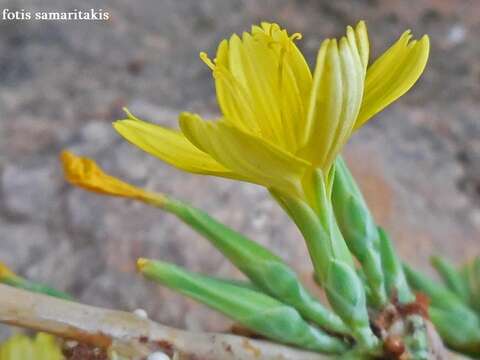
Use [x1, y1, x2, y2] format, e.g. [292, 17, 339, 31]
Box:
[378, 227, 414, 303]
[325, 259, 378, 349]
[429, 306, 480, 356]
[164, 198, 348, 334]
[430, 255, 470, 303]
[465, 257, 480, 313]
[1, 275, 72, 300]
[332, 157, 387, 307]
[139, 259, 348, 354]
[404, 263, 470, 312]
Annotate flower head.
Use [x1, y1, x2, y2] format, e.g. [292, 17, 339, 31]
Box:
[114, 21, 429, 203]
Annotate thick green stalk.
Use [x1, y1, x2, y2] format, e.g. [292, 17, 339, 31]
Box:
[138, 259, 348, 354]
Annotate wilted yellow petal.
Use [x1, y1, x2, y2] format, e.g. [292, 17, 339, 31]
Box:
[61, 151, 164, 204]
[0, 333, 63, 360]
[179, 112, 310, 197]
[301, 24, 365, 171]
[113, 116, 238, 179]
[355, 31, 429, 129]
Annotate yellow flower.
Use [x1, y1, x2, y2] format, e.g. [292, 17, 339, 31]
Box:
[114, 22, 429, 203]
[60, 151, 165, 206]
[0, 333, 63, 360]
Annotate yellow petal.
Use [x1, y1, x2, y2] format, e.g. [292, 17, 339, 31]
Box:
[209, 58, 260, 134]
[347, 20, 369, 70]
[302, 25, 365, 171]
[203, 23, 312, 152]
[113, 116, 237, 178]
[179, 112, 311, 197]
[60, 150, 164, 204]
[355, 31, 429, 129]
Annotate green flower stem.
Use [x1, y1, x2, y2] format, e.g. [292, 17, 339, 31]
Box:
[378, 228, 414, 303]
[332, 157, 387, 308]
[138, 259, 348, 354]
[162, 198, 349, 334]
[271, 173, 354, 286]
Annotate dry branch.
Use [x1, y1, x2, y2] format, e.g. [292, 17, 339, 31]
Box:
[0, 284, 331, 359]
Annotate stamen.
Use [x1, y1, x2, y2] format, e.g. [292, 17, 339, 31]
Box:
[123, 107, 141, 121]
[290, 32, 302, 41]
[199, 52, 216, 70]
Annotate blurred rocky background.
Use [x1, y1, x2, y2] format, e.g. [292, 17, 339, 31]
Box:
[0, 0, 479, 344]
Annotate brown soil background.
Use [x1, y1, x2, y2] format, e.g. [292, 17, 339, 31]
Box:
[0, 0, 479, 345]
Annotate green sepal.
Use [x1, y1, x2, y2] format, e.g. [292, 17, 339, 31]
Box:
[429, 306, 480, 356]
[139, 259, 348, 354]
[164, 199, 349, 334]
[332, 157, 387, 308]
[430, 255, 470, 303]
[325, 260, 378, 349]
[1, 275, 72, 300]
[378, 228, 414, 303]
